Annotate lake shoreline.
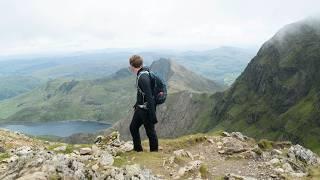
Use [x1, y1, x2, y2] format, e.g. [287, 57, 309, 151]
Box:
[0, 119, 112, 125]
[0, 120, 111, 138]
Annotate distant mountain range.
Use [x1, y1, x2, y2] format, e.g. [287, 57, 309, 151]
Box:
[0, 58, 223, 124]
[0, 46, 255, 100]
[0, 47, 255, 83]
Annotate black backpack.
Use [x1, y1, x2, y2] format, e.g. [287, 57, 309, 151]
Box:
[137, 70, 167, 105]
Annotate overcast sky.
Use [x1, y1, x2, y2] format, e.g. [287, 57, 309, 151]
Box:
[0, 0, 319, 55]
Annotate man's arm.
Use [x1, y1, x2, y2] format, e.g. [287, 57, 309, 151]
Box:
[133, 89, 138, 110]
[138, 74, 156, 122]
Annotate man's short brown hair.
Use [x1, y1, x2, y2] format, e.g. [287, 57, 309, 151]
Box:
[129, 55, 143, 68]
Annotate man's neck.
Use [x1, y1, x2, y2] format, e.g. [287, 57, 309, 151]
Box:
[136, 67, 143, 75]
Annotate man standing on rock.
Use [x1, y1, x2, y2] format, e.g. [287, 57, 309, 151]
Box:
[128, 55, 158, 152]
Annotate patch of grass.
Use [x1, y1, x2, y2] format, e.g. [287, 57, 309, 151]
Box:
[0, 152, 10, 161]
[76, 144, 92, 148]
[31, 134, 62, 142]
[47, 143, 74, 154]
[252, 147, 263, 156]
[212, 176, 225, 180]
[199, 163, 209, 179]
[65, 144, 74, 154]
[208, 129, 225, 136]
[258, 139, 274, 150]
[113, 156, 127, 167]
[48, 174, 60, 180]
[120, 151, 165, 166]
[158, 133, 207, 152]
[225, 155, 245, 161]
[307, 166, 320, 179]
[115, 151, 169, 176]
[47, 143, 64, 151]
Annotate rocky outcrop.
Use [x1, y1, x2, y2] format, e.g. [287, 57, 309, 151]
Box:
[288, 144, 320, 165]
[0, 129, 159, 180]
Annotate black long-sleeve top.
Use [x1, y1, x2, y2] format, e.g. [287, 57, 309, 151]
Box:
[135, 67, 157, 124]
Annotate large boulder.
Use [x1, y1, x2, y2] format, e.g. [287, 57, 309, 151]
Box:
[15, 146, 33, 156]
[218, 137, 247, 155]
[288, 144, 320, 165]
[79, 147, 92, 155]
[98, 152, 114, 166]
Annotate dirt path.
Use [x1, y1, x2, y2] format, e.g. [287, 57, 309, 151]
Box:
[115, 133, 320, 179]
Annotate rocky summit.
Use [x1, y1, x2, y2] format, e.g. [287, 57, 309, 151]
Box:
[0, 128, 320, 179]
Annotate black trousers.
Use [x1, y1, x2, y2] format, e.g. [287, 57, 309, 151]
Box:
[129, 108, 158, 152]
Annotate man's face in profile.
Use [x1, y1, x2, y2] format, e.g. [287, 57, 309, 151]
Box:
[128, 65, 133, 73]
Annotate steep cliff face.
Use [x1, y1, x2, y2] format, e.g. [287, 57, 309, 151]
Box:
[209, 17, 320, 153]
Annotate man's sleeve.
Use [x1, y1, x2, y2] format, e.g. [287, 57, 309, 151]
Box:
[138, 74, 157, 122]
[133, 91, 138, 110]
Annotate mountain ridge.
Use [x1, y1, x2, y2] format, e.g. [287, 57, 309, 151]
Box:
[207, 17, 320, 153]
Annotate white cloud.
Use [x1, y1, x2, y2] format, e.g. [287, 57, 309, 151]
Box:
[0, 0, 319, 55]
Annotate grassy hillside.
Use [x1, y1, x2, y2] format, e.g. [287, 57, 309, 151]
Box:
[0, 76, 42, 100]
[0, 74, 136, 123]
[0, 59, 222, 124]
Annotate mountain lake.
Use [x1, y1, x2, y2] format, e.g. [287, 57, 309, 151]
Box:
[0, 120, 111, 137]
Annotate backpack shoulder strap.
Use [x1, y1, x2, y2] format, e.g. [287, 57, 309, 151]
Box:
[137, 71, 149, 81]
[136, 71, 150, 95]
